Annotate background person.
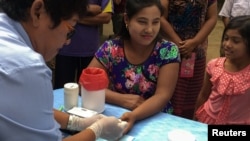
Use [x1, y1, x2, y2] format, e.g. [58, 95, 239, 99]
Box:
[195, 16, 250, 124]
[111, 0, 126, 37]
[54, 0, 113, 89]
[88, 0, 181, 133]
[0, 0, 125, 140]
[219, 0, 250, 27]
[218, 0, 250, 57]
[160, 0, 217, 119]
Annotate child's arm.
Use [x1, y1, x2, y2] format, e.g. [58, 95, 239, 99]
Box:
[194, 72, 212, 113]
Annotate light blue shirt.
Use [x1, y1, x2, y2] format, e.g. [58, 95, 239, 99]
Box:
[0, 13, 62, 141]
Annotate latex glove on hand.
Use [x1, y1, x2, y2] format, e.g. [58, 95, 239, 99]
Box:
[67, 114, 105, 131]
[88, 116, 128, 140]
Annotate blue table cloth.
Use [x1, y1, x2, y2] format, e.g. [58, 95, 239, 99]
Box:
[53, 89, 208, 141]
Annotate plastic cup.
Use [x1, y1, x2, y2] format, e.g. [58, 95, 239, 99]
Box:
[64, 83, 79, 111]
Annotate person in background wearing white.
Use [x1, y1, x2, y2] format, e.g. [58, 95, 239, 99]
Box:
[218, 0, 250, 57]
[219, 0, 250, 27]
[0, 0, 125, 141]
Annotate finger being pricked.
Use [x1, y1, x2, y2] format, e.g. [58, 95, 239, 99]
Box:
[120, 112, 136, 134]
[121, 121, 132, 134]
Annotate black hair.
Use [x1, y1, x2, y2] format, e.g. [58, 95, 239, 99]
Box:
[0, 0, 89, 28]
[222, 15, 250, 54]
[117, 0, 164, 40]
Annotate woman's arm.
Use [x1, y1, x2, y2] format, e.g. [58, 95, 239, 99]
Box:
[88, 54, 179, 120]
[130, 62, 179, 121]
[79, 0, 112, 25]
[79, 12, 112, 25]
[88, 57, 145, 110]
[178, 1, 218, 58]
[160, 0, 182, 46]
[120, 62, 179, 133]
[105, 89, 145, 110]
[190, 1, 218, 46]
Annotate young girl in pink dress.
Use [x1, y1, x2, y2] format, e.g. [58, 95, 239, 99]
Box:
[194, 15, 250, 124]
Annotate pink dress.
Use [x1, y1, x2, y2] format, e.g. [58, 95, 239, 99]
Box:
[195, 57, 250, 124]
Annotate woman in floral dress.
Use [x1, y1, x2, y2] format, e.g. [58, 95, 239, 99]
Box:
[88, 0, 181, 133]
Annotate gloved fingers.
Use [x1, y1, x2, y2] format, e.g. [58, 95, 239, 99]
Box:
[98, 117, 126, 140]
[90, 114, 106, 120]
[98, 114, 107, 118]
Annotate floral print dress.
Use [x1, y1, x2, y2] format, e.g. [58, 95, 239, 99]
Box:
[95, 38, 181, 113]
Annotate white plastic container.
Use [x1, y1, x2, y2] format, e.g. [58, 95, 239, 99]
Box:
[81, 87, 105, 113]
[79, 67, 108, 113]
[63, 83, 79, 111]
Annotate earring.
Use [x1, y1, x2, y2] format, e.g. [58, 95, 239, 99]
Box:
[126, 24, 128, 29]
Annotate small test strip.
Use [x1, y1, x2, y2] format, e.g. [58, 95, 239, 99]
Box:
[67, 107, 98, 118]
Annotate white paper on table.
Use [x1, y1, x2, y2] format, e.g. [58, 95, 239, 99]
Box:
[97, 135, 135, 141]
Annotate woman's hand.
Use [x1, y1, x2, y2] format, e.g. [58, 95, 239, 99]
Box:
[121, 94, 145, 110]
[120, 112, 136, 134]
[179, 39, 197, 59]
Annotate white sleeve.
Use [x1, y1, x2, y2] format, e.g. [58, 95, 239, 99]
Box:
[218, 0, 234, 17]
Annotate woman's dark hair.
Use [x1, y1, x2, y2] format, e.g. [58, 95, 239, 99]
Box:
[222, 15, 250, 54]
[0, 0, 88, 28]
[117, 0, 164, 40]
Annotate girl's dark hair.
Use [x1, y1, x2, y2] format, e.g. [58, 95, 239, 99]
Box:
[0, 0, 88, 28]
[222, 15, 250, 54]
[117, 0, 164, 40]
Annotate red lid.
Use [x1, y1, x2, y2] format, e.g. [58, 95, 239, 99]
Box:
[79, 67, 109, 91]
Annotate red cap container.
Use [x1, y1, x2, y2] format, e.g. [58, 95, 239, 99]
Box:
[79, 67, 109, 91]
